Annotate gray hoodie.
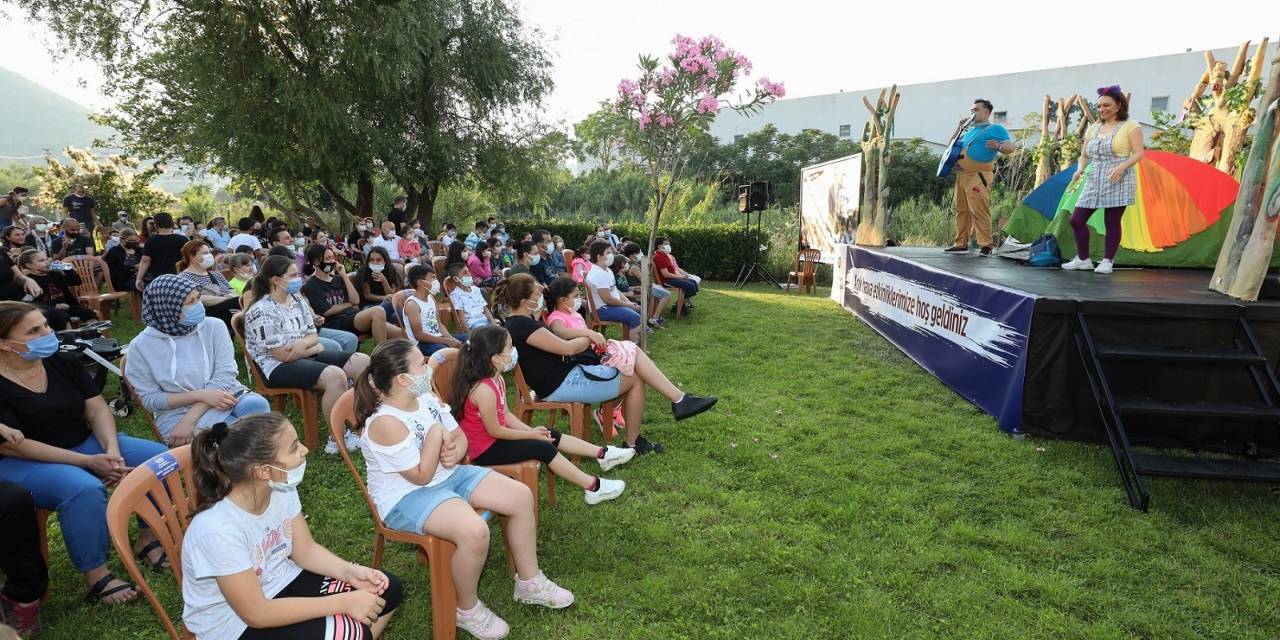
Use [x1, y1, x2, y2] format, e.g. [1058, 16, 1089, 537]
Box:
[126, 318, 249, 439]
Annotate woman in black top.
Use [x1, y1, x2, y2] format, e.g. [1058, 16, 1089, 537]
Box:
[301, 244, 401, 343]
[494, 274, 717, 455]
[135, 212, 188, 289]
[175, 240, 239, 327]
[356, 246, 403, 307]
[102, 228, 142, 292]
[0, 301, 169, 605]
[18, 249, 97, 327]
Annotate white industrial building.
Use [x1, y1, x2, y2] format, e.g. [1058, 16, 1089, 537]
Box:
[710, 43, 1278, 150]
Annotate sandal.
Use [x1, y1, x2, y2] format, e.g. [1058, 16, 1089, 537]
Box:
[135, 540, 170, 570]
[85, 573, 137, 604]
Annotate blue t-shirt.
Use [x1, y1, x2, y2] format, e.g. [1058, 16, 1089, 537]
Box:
[961, 123, 1011, 164]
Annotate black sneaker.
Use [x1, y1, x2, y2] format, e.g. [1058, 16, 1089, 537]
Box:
[944, 245, 969, 253]
[630, 436, 665, 455]
[979, 246, 992, 257]
[672, 394, 718, 421]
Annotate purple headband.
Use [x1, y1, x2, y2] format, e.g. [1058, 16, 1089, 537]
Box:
[1096, 85, 1122, 96]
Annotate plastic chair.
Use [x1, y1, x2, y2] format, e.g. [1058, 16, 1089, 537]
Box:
[787, 248, 822, 295]
[119, 354, 164, 442]
[68, 255, 132, 320]
[328, 390, 514, 640]
[581, 285, 630, 341]
[229, 313, 320, 450]
[428, 240, 445, 256]
[429, 349, 554, 511]
[105, 445, 198, 640]
[512, 364, 619, 463]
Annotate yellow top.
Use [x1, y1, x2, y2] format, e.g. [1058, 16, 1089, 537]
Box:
[1085, 119, 1141, 157]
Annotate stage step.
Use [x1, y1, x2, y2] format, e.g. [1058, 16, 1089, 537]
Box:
[1096, 344, 1266, 365]
[1116, 398, 1280, 420]
[1134, 454, 1280, 482]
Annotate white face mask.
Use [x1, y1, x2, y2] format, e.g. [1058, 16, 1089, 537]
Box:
[503, 347, 519, 372]
[531, 254, 541, 266]
[266, 460, 306, 491]
[405, 369, 432, 397]
[199, 254, 215, 269]
[35, 223, 49, 233]
[571, 297, 582, 312]
[369, 263, 385, 273]
[545, 242, 555, 253]
[661, 244, 672, 253]
[529, 296, 544, 314]
[430, 279, 441, 295]
[357, 224, 367, 232]
[603, 253, 615, 265]
[293, 237, 305, 248]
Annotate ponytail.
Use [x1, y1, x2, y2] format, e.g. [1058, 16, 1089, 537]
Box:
[191, 414, 290, 514]
[355, 339, 418, 429]
[449, 325, 509, 420]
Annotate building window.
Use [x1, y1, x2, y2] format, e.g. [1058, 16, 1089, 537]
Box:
[838, 124, 851, 137]
[1151, 96, 1169, 113]
[993, 111, 1007, 123]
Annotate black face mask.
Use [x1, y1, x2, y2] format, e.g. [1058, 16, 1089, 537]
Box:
[124, 241, 140, 249]
[65, 232, 79, 238]
[322, 262, 337, 274]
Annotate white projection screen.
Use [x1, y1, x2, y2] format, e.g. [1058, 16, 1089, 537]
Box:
[800, 153, 861, 264]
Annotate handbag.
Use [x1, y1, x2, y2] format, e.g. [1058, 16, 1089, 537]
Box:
[563, 348, 619, 382]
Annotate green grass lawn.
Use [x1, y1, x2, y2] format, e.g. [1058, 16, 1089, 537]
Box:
[32, 283, 1280, 639]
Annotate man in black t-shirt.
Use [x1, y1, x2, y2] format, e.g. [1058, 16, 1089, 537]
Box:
[62, 184, 98, 232]
[386, 196, 408, 232]
[135, 212, 189, 289]
[50, 219, 95, 259]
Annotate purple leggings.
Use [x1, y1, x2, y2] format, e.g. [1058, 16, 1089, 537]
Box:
[1069, 206, 1124, 260]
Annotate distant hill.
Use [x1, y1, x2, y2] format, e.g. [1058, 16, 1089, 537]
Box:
[0, 66, 115, 161]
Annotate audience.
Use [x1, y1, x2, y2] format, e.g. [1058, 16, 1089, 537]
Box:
[103, 228, 143, 293]
[508, 241, 538, 278]
[446, 263, 494, 330]
[402, 264, 466, 357]
[19, 249, 98, 329]
[494, 274, 716, 455]
[177, 240, 241, 327]
[226, 218, 263, 257]
[50, 219, 95, 259]
[226, 253, 255, 294]
[464, 220, 488, 250]
[467, 241, 497, 288]
[23, 217, 53, 256]
[356, 247, 403, 308]
[369, 222, 402, 263]
[201, 217, 231, 253]
[584, 240, 645, 338]
[242, 256, 370, 445]
[0, 301, 169, 605]
[127, 275, 270, 447]
[569, 246, 591, 284]
[652, 235, 699, 310]
[354, 340, 568, 638]
[1, 226, 26, 258]
[136, 213, 188, 290]
[0, 480, 46, 636]
[300, 244, 401, 344]
[439, 223, 458, 247]
[396, 225, 423, 265]
[183, 414, 401, 640]
[450, 325, 632, 504]
[620, 242, 671, 326]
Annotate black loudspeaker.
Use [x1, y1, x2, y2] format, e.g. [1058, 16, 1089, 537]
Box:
[737, 181, 770, 213]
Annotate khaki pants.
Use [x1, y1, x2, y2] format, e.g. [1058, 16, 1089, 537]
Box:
[953, 159, 995, 249]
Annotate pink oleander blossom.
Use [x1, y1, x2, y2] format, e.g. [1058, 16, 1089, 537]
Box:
[734, 53, 752, 74]
[695, 94, 720, 114]
[656, 113, 675, 127]
[638, 107, 652, 130]
[757, 77, 786, 98]
[658, 67, 677, 87]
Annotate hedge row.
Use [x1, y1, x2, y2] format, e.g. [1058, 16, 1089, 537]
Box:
[502, 218, 764, 281]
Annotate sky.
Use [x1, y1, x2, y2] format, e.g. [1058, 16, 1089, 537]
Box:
[3, 1, 1280, 128]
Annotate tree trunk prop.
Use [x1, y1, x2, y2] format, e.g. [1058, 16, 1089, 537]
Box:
[1210, 48, 1280, 301]
[1185, 40, 1271, 176]
[856, 86, 899, 246]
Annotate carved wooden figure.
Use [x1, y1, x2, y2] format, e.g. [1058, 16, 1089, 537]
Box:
[1185, 39, 1271, 175]
[855, 85, 899, 246]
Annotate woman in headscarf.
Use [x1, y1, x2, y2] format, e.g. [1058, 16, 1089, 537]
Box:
[125, 275, 270, 447]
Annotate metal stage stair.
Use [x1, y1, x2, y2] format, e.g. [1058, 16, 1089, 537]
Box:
[1074, 309, 1280, 511]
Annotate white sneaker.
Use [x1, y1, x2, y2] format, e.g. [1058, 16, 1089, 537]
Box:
[512, 572, 575, 609]
[343, 431, 362, 453]
[1094, 259, 1114, 274]
[584, 478, 625, 505]
[456, 600, 509, 640]
[324, 436, 340, 454]
[596, 446, 635, 472]
[1061, 257, 1095, 271]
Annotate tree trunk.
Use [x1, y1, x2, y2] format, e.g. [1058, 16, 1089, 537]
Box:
[414, 182, 439, 232]
[356, 174, 374, 220]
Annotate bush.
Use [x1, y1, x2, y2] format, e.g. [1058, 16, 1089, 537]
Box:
[502, 218, 761, 281]
[887, 196, 953, 246]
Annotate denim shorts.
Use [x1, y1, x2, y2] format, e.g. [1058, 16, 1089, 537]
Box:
[382, 465, 491, 534]
[544, 364, 623, 404]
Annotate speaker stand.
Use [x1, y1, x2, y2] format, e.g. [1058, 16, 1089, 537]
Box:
[734, 209, 780, 289]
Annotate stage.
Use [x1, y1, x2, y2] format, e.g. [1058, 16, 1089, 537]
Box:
[834, 246, 1280, 454]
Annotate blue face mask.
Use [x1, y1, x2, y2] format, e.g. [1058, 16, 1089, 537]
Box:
[180, 302, 205, 327]
[286, 277, 303, 295]
[13, 332, 59, 361]
[531, 254, 541, 266]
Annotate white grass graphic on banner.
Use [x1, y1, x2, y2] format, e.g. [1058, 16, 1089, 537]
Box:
[846, 266, 1025, 368]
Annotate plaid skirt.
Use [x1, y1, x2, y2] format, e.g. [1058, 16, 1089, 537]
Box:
[1077, 134, 1136, 209]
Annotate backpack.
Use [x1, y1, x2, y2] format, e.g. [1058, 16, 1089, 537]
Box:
[1026, 234, 1062, 267]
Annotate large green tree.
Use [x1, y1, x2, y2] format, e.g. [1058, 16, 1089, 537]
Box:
[15, 0, 553, 230]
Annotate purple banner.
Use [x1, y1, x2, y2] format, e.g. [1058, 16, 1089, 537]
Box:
[841, 246, 1037, 432]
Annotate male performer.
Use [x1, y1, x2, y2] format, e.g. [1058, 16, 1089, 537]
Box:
[945, 98, 1014, 256]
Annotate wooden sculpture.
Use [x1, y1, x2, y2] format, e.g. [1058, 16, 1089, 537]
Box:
[1184, 39, 1271, 175]
[1034, 95, 1091, 186]
[855, 85, 899, 246]
[1210, 46, 1280, 301]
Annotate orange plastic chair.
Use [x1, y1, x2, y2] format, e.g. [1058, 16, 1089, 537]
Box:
[328, 390, 513, 640]
[68, 255, 132, 320]
[787, 248, 822, 294]
[428, 240, 445, 256]
[581, 284, 630, 341]
[119, 353, 164, 442]
[105, 445, 198, 640]
[230, 313, 319, 450]
[511, 364, 619, 462]
[429, 349, 553, 510]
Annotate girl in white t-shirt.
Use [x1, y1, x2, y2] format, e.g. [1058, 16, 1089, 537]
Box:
[182, 413, 401, 640]
[352, 339, 573, 640]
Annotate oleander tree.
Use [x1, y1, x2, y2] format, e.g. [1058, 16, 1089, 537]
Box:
[609, 34, 783, 345]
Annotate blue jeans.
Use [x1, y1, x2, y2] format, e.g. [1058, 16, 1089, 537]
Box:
[417, 334, 468, 357]
[318, 328, 358, 353]
[597, 304, 642, 329]
[229, 393, 272, 420]
[0, 434, 168, 572]
[664, 277, 699, 299]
